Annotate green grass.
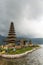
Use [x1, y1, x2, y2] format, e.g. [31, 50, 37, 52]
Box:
[7, 47, 33, 54]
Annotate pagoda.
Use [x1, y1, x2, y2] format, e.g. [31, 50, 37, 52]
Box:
[5, 22, 16, 45]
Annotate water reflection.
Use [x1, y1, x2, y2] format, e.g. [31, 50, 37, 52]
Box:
[0, 47, 43, 65]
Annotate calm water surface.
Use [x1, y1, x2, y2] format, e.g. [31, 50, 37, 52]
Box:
[0, 46, 43, 65]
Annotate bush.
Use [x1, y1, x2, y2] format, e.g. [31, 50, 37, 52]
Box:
[0, 48, 4, 52]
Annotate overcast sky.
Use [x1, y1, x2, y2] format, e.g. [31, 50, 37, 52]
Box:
[0, 0, 43, 38]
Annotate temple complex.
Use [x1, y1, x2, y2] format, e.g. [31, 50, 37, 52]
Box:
[4, 22, 28, 49]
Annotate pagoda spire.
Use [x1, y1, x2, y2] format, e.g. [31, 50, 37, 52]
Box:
[5, 22, 16, 44]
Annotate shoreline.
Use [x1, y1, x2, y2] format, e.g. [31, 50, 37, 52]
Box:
[0, 47, 40, 59]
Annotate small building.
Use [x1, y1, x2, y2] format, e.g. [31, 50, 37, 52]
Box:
[20, 39, 27, 47]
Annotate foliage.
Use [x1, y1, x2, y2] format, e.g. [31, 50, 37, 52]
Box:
[0, 48, 4, 52]
[32, 44, 39, 47]
[7, 47, 33, 54]
[0, 44, 39, 54]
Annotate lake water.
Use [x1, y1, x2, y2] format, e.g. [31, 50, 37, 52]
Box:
[0, 45, 43, 65]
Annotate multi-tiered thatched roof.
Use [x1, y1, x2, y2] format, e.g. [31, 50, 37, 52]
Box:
[5, 22, 16, 44]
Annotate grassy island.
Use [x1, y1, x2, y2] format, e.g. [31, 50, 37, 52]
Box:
[0, 44, 40, 59]
[0, 44, 39, 55]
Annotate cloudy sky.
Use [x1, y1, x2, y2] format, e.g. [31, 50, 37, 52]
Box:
[0, 0, 43, 38]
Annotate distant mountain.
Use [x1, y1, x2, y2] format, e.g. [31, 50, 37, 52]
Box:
[0, 35, 5, 45]
[0, 35, 43, 45]
[29, 38, 43, 44]
[17, 37, 43, 44]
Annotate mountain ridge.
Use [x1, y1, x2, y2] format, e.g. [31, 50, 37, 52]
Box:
[0, 35, 43, 45]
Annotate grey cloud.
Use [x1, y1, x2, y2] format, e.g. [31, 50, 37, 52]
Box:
[5, 0, 43, 20]
[0, 0, 43, 37]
